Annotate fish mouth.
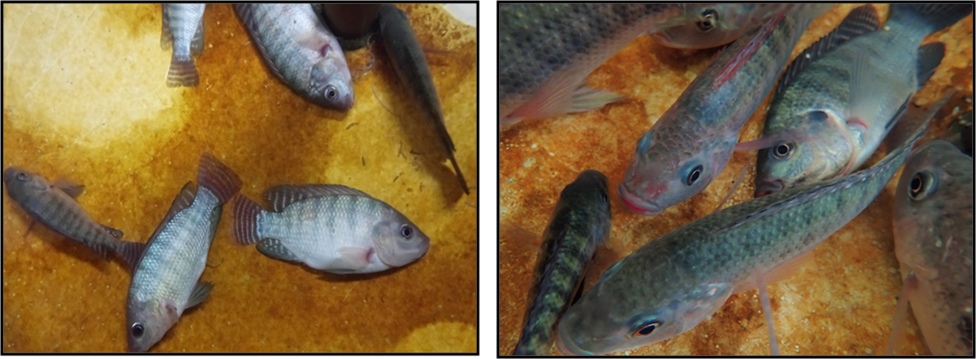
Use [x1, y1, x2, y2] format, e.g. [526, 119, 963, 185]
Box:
[754, 179, 784, 197]
[618, 183, 662, 216]
[556, 330, 592, 355]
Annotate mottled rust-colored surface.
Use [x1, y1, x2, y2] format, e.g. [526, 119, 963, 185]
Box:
[2, 3, 476, 352]
[499, 4, 973, 356]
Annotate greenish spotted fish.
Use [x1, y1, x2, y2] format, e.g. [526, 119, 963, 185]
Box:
[513, 170, 611, 355]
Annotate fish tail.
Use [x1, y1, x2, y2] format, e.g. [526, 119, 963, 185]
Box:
[515, 246, 589, 355]
[232, 194, 262, 245]
[113, 240, 145, 269]
[889, 4, 973, 35]
[166, 53, 199, 87]
[197, 152, 242, 205]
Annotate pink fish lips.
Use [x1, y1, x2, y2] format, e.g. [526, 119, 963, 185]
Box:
[754, 179, 784, 198]
[618, 183, 663, 216]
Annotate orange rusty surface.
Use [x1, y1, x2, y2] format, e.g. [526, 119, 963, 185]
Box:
[499, 4, 973, 356]
[3, 3, 476, 352]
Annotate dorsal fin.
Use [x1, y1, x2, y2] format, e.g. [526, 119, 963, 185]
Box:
[776, 5, 881, 95]
[263, 184, 374, 212]
[144, 182, 198, 251]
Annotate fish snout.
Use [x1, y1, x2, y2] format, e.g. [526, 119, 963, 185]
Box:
[336, 91, 355, 111]
[755, 179, 784, 197]
[618, 183, 662, 216]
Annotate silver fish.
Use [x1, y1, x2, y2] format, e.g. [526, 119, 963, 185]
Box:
[499, 4, 698, 130]
[651, 3, 832, 49]
[557, 118, 930, 355]
[890, 140, 973, 356]
[232, 184, 429, 274]
[619, 12, 814, 216]
[234, 4, 354, 111]
[160, 4, 205, 87]
[126, 153, 241, 352]
[753, 4, 973, 197]
[377, 4, 468, 195]
[513, 170, 611, 355]
[3, 167, 143, 267]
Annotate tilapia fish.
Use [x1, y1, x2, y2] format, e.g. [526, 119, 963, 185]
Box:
[234, 3, 354, 111]
[377, 4, 468, 195]
[557, 119, 930, 355]
[513, 170, 612, 356]
[619, 13, 813, 216]
[651, 3, 832, 49]
[3, 167, 143, 267]
[753, 4, 973, 197]
[232, 184, 429, 274]
[126, 153, 241, 352]
[161, 4, 205, 87]
[499, 3, 696, 130]
[890, 140, 973, 356]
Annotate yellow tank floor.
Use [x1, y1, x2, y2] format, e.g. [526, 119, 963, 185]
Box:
[499, 4, 973, 356]
[2, 3, 476, 353]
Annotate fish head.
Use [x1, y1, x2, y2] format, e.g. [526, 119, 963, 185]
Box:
[619, 128, 729, 216]
[755, 109, 855, 197]
[372, 211, 430, 267]
[892, 140, 974, 272]
[3, 167, 49, 197]
[557, 266, 733, 355]
[652, 4, 759, 49]
[126, 298, 180, 352]
[309, 53, 355, 111]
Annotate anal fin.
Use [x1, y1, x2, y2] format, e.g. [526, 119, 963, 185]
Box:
[190, 16, 205, 55]
[256, 238, 302, 263]
[569, 85, 626, 114]
[915, 42, 945, 89]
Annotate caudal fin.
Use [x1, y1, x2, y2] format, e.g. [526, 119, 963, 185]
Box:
[232, 194, 262, 245]
[166, 54, 199, 87]
[197, 152, 242, 205]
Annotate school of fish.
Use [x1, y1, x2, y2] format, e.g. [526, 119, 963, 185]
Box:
[501, 3, 973, 356]
[3, 3, 460, 352]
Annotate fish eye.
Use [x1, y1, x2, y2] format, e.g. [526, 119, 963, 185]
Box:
[399, 225, 413, 239]
[634, 320, 661, 336]
[325, 85, 338, 101]
[773, 143, 792, 158]
[908, 171, 935, 200]
[696, 9, 718, 32]
[131, 323, 144, 338]
[686, 165, 703, 186]
[807, 110, 828, 121]
[16, 172, 26, 181]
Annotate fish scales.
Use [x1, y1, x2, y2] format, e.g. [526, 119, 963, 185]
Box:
[3, 167, 132, 262]
[126, 153, 241, 352]
[619, 13, 813, 216]
[377, 4, 468, 195]
[513, 170, 611, 355]
[232, 184, 430, 274]
[892, 140, 974, 356]
[234, 4, 354, 111]
[499, 4, 690, 129]
[558, 122, 928, 355]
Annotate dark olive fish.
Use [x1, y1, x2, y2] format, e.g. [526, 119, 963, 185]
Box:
[3, 167, 143, 267]
[160, 4, 205, 87]
[126, 153, 241, 352]
[513, 170, 611, 355]
[234, 4, 354, 111]
[377, 4, 468, 195]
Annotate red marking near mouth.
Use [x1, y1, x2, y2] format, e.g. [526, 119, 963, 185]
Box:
[621, 195, 647, 214]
